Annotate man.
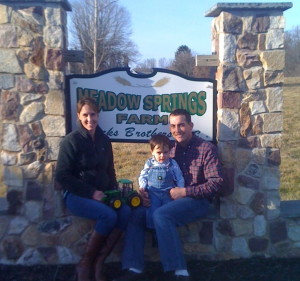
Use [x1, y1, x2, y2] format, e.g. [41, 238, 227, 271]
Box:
[114, 109, 224, 281]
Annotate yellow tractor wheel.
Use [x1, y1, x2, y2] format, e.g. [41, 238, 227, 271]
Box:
[128, 194, 141, 208]
[110, 198, 122, 209]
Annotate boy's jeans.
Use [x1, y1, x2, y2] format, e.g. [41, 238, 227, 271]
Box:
[146, 187, 172, 229]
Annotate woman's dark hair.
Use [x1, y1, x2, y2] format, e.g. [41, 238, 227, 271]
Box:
[149, 134, 171, 151]
[77, 97, 100, 114]
[169, 109, 191, 123]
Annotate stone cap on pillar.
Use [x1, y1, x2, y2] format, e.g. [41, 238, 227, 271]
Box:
[0, 0, 72, 11]
[205, 2, 293, 17]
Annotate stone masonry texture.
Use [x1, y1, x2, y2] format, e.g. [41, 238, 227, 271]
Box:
[0, 1, 299, 266]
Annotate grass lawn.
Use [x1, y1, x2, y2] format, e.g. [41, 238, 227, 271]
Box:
[112, 76, 300, 200]
[280, 77, 300, 200]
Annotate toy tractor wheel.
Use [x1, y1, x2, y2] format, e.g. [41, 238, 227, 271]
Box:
[110, 197, 122, 209]
[127, 193, 141, 208]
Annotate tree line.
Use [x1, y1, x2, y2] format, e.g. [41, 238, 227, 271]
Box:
[69, 0, 300, 77]
[285, 26, 300, 77]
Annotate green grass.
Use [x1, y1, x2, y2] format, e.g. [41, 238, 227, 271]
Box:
[112, 77, 300, 200]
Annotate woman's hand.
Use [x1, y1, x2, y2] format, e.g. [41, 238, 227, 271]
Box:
[139, 189, 151, 207]
[92, 190, 106, 201]
[170, 187, 186, 200]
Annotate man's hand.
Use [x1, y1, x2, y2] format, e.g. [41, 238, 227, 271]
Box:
[170, 187, 187, 200]
[92, 190, 106, 201]
[139, 189, 151, 207]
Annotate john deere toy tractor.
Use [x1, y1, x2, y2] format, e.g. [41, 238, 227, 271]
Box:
[102, 179, 142, 209]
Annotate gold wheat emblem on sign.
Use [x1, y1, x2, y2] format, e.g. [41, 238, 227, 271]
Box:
[114, 76, 170, 88]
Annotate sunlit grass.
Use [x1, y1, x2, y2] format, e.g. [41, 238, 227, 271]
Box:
[280, 77, 300, 200]
[113, 142, 149, 189]
[0, 165, 6, 197]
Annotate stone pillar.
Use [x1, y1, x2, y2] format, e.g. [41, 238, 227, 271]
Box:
[0, 0, 72, 264]
[205, 3, 293, 257]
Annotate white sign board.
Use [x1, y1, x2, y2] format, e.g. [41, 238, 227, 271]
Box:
[65, 68, 216, 143]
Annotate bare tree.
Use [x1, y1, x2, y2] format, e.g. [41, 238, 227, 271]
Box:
[133, 57, 173, 73]
[133, 58, 157, 73]
[170, 45, 195, 76]
[70, 0, 138, 73]
[158, 58, 173, 69]
[285, 26, 300, 76]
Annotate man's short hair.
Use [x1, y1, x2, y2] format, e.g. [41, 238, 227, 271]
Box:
[149, 134, 171, 151]
[169, 109, 191, 123]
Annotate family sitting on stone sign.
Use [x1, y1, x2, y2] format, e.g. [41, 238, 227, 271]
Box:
[55, 97, 224, 281]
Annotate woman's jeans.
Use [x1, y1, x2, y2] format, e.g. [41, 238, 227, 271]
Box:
[121, 197, 210, 272]
[65, 192, 131, 236]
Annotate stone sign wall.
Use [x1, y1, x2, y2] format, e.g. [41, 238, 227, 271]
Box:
[0, 1, 299, 266]
[0, 0, 74, 264]
[205, 2, 299, 259]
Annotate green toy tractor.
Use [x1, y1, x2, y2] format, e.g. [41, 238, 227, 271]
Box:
[102, 179, 142, 209]
[102, 189, 123, 209]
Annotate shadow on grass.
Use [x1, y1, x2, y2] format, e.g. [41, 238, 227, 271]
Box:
[1, 257, 300, 281]
[284, 83, 300, 87]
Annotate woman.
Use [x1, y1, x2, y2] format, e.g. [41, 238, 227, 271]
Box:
[55, 97, 131, 281]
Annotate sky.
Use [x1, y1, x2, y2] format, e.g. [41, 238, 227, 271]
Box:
[116, 0, 299, 64]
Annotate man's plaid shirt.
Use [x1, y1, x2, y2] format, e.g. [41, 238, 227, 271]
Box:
[170, 135, 224, 201]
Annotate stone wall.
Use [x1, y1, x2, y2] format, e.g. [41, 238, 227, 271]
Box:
[0, 0, 75, 264]
[198, 3, 300, 259]
[0, 1, 299, 266]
